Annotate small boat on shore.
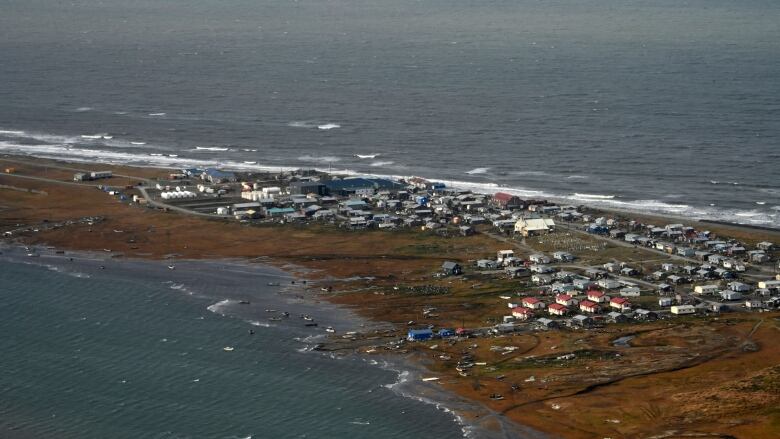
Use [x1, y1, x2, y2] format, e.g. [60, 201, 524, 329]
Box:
[325, 327, 335, 333]
[422, 377, 439, 382]
[223, 346, 234, 352]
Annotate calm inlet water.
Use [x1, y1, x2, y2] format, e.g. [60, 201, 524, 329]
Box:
[0, 253, 468, 438]
[0, 0, 778, 226]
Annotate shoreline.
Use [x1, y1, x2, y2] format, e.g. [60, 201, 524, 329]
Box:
[3, 154, 780, 438]
[1, 145, 778, 229]
[0, 243, 537, 439]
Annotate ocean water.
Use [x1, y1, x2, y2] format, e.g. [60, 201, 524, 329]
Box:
[0, 250, 476, 438]
[0, 0, 778, 226]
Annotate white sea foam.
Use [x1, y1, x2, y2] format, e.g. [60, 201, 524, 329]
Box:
[355, 154, 379, 159]
[566, 174, 587, 179]
[194, 146, 229, 151]
[248, 320, 272, 328]
[465, 167, 489, 175]
[287, 121, 318, 129]
[74, 107, 93, 112]
[0, 129, 26, 136]
[206, 299, 233, 315]
[572, 193, 616, 200]
[317, 123, 340, 130]
[298, 155, 341, 163]
[148, 112, 166, 116]
[370, 161, 394, 167]
[512, 170, 550, 176]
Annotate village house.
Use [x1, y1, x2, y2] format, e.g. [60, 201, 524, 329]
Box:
[671, 305, 696, 315]
[522, 297, 546, 310]
[694, 284, 720, 295]
[514, 217, 556, 236]
[658, 297, 673, 307]
[720, 290, 742, 301]
[745, 299, 763, 310]
[441, 261, 462, 276]
[529, 253, 551, 264]
[571, 314, 594, 327]
[579, 300, 600, 313]
[634, 309, 659, 321]
[587, 290, 609, 303]
[492, 192, 524, 209]
[555, 294, 577, 307]
[597, 278, 622, 290]
[529, 264, 555, 274]
[609, 297, 632, 312]
[512, 307, 535, 321]
[553, 251, 575, 262]
[531, 274, 553, 285]
[607, 311, 629, 323]
[619, 286, 641, 297]
[476, 259, 499, 269]
[548, 303, 568, 316]
[536, 318, 559, 329]
[496, 250, 515, 265]
[728, 281, 751, 293]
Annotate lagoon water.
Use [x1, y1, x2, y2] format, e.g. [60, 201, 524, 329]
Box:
[0, 251, 470, 438]
[1, 0, 779, 226]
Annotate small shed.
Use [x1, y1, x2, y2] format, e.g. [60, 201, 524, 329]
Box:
[441, 261, 462, 276]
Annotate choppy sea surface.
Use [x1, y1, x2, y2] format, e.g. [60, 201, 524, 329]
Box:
[1, 0, 778, 226]
[0, 248, 483, 439]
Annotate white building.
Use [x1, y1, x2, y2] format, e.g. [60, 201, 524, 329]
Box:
[671, 305, 696, 315]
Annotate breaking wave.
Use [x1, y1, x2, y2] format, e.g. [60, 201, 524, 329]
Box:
[465, 167, 489, 175]
[298, 155, 341, 163]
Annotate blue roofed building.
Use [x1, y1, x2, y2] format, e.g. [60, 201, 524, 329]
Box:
[407, 328, 433, 341]
[325, 177, 404, 196]
[202, 168, 237, 183]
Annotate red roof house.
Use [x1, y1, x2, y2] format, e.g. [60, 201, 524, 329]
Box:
[609, 297, 632, 311]
[522, 297, 546, 309]
[579, 300, 600, 313]
[511, 307, 535, 320]
[548, 303, 569, 316]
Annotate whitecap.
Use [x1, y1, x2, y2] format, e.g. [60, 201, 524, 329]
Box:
[572, 193, 615, 200]
[194, 146, 229, 151]
[206, 299, 234, 315]
[317, 123, 340, 130]
[74, 107, 93, 112]
[148, 112, 166, 116]
[355, 154, 379, 159]
[465, 167, 489, 175]
[298, 155, 340, 163]
[287, 121, 317, 129]
[370, 161, 394, 167]
[0, 129, 25, 135]
[512, 170, 549, 176]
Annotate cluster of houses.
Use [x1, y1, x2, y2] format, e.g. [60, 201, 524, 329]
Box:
[153, 169, 570, 232]
[584, 218, 776, 272]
